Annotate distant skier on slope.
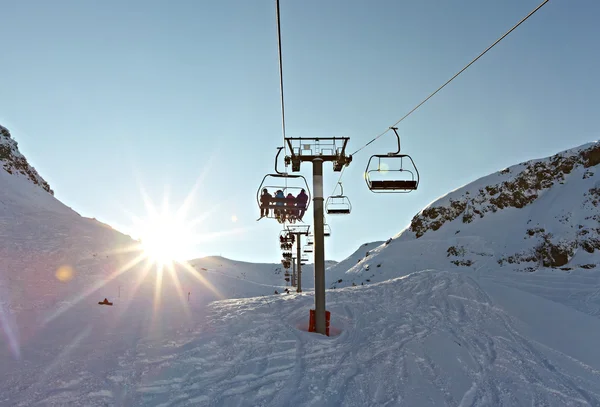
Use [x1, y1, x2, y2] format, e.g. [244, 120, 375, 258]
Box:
[98, 298, 113, 306]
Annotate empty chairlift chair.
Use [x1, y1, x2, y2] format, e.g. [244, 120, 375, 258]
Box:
[326, 182, 352, 215]
[364, 127, 420, 193]
[323, 223, 331, 237]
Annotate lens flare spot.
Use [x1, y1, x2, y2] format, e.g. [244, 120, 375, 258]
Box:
[56, 265, 74, 282]
[379, 162, 390, 173]
[231, 215, 238, 222]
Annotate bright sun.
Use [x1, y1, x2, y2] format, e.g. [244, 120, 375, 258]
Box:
[137, 213, 193, 266]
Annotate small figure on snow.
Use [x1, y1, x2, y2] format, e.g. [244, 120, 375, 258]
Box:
[98, 298, 113, 306]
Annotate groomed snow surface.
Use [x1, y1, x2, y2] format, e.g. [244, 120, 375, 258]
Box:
[2, 246, 600, 406]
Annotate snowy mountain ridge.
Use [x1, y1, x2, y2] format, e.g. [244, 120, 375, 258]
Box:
[0, 125, 53, 195]
[404, 141, 600, 266]
[407, 141, 599, 240]
[323, 141, 600, 291]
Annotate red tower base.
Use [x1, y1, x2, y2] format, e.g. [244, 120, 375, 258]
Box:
[308, 309, 331, 336]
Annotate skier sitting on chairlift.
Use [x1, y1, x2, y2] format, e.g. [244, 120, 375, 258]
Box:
[286, 192, 297, 222]
[259, 188, 272, 218]
[274, 190, 285, 221]
[296, 189, 308, 220]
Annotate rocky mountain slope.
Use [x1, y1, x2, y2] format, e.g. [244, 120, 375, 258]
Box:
[406, 141, 599, 269]
[0, 125, 53, 194]
[326, 141, 600, 289]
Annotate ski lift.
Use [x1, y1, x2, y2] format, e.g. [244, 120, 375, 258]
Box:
[324, 223, 331, 237]
[365, 127, 419, 193]
[306, 235, 314, 246]
[279, 230, 294, 243]
[257, 148, 311, 223]
[303, 245, 313, 253]
[325, 182, 352, 215]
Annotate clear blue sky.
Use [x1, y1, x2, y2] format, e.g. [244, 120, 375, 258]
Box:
[1, 0, 598, 263]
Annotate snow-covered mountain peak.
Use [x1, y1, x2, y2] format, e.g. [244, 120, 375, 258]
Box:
[408, 141, 599, 240]
[0, 124, 53, 195]
[387, 141, 600, 269]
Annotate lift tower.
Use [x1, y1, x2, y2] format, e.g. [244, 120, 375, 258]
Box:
[285, 137, 351, 335]
[286, 224, 310, 293]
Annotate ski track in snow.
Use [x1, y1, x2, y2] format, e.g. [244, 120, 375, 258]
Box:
[9, 270, 596, 406]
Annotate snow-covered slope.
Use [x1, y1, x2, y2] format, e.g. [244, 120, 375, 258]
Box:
[1, 129, 600, 406]
[405, 141, 600, 269]
[188, 255, 317, 297]
[326, 141, 600, 290]
[6, 267, 599, 406]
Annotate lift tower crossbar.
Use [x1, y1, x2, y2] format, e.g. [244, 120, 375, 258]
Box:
[285, 137, 352, 172]
[285, 137, 352, 335]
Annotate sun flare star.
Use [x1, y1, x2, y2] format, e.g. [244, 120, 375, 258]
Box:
[136, 212, 194, 267]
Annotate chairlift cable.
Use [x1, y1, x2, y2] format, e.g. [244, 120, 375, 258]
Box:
[328, 0, 549, 195]
[275, 0, 287, 159]
[350, 0, 549, 157]
[275, 0, 288, 223]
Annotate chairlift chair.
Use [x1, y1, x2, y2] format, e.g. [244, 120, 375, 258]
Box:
[307, 235, 314, 246]
[325, 182, 352, 215]
[303, 245, 313, 253]
[257, 147, 311, 223]
[365, 127, 420, 193]
[324, 223, 331, 237]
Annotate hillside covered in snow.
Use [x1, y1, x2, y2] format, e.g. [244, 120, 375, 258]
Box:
[326, 142, 600, 287]
[1, 125, 600, 406]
